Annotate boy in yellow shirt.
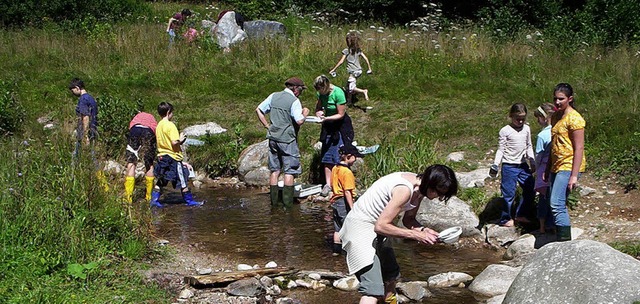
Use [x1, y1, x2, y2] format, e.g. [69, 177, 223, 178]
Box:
[330, 144, 363, 256]
[149, 102, 203, 207]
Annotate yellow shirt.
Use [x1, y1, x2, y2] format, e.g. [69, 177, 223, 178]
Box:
[156, 118, 183, 161]
[550, 109, 586, 172]
[330, 164, 356, 202]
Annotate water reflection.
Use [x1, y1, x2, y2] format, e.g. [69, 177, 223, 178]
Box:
[153, 187, 500, 303]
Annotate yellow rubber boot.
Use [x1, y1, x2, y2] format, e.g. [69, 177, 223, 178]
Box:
[384, 293, 397, 304]
[124, 176, 135, 203]
[96, 170, 110, 192]
[145, 176, 155, 201]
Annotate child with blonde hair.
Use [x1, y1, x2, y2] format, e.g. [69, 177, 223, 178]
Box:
[533, 103, 556, 233]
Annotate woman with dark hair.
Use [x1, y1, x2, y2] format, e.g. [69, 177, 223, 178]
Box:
[339, 165, 459, 304]
[544, 83, 586, 242]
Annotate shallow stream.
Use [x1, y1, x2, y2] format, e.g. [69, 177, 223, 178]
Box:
[153, 187, 501, 303]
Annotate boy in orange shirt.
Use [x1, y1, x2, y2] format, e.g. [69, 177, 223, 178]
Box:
[330, 144, 363, 256]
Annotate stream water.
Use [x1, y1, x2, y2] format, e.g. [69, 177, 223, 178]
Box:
[153, 187, 501, 303]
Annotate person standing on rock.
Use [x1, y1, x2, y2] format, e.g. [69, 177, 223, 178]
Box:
[544, 83, 586, 242]
[339, 165, 458, 304]
[256, 77, 310, 207]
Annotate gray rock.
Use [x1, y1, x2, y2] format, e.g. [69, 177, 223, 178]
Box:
[468, 264, 521, 298]
[226, 277, 263, 297]
[242, 166, 271, 186]
[286, 280, 297, 289]
[484, 224, 520, 248]
[244, 20, 286, 39]
[103, 160, 124, 176]
[266, 284, 281, 295]
[237, 264, 253, 271]
[192, 180, 203, 189]
[333, 276, 359, 291]
[265, 261, 278, 268]
[396, 281, 431, 301]
[237, 140, 270, 186]
[182, 122, 227, 137]
[415, 196, 481, 237]
[308, 273, 321, 281]
[178, 288, 194, 299]
[503, 234, 537, 260]
[427, 272, 473, 287]
[276, 298, 302, 304]
[196, 267, 212, 275]
[44, 123, 55, 130]
[455, 167, 490, 188]
[578, 185, 596, 197]
[259, 276, 273, 288]
[446, 151, 465, 162]
[504, 240, 640, 304]
[504, 228, 585, 261]
[486, 294, 506, 304]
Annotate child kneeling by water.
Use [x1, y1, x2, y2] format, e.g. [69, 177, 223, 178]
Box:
[330, 144, 363, 256]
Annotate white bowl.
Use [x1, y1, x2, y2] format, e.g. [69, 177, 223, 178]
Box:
[438, 226, 462, 244]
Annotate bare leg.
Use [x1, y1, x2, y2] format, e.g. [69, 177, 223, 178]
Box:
[353, 87, 370, 100]
[324, 165, 333, 186]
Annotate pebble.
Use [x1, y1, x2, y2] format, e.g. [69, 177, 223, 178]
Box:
[197, 268, 212, 275]
[237, 264, 253, 271]
[265, 261, 278, 268]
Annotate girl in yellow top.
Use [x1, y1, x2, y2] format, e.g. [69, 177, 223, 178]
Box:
[544, 83, 586, 242]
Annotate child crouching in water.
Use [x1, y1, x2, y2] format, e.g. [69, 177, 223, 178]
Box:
[150, 102, 204, 207]
[490, 103, 536, 227]
[330, 145, 363, 256]
[534, 103, 556, 233]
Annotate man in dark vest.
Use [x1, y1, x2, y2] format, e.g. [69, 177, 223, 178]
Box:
[256, 77, 310, 207]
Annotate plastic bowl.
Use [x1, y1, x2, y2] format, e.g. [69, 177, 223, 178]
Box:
[438, 226, 462, 244]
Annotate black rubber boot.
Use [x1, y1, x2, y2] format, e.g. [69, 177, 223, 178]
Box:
[556, 225, 572, 242]
[270, 185, 281, 206]
[282, 185, 295, 208]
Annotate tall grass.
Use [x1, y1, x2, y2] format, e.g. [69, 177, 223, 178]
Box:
[1, 7, 639, 186]
[0, 129, 167, 302]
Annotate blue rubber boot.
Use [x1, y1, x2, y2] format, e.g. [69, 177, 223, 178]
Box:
[183, 191, 204, 206]
[149, 191, 163, 208]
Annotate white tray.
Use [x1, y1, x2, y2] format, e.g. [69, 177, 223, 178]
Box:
[305, 116, 322, 123]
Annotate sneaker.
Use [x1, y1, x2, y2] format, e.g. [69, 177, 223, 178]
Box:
[320, 184, 332, 197]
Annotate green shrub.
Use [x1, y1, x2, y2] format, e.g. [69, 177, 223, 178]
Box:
[0, 0, 151, 28]
[187, 124, 250, 177]
[0, 82, 25, 136]
[97, 95, 141, 158]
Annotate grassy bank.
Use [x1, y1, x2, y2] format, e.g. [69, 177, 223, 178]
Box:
[1, 3, 639, 301]
[1, 5, 638, 184]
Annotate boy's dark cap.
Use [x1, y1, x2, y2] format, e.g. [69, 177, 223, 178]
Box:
[340, 144, 364, 157]
[285, 77, 307, 89]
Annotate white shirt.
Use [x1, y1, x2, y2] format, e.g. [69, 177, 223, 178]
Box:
[493, 124, 535, 166]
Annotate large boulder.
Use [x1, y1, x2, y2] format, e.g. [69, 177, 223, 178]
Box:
[182, 122, 227, 137]
[468, 264, 521, 299]
[243, 20, 286, 39]
[503, 240, 640, 304]
[213, 11, 247, 49]
[226, 277, 263, 297]
[237, 140, 270, 186]
[415, 196, 481, 237]
[455, 167, 490, 188]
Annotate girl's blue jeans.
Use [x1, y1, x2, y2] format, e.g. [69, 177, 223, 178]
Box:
[500, 163, 536, 224]
[549, 171, 580, 227]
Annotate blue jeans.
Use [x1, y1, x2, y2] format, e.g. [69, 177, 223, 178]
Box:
[500, 163, 536, 224]
[549, 171, 579, 227]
